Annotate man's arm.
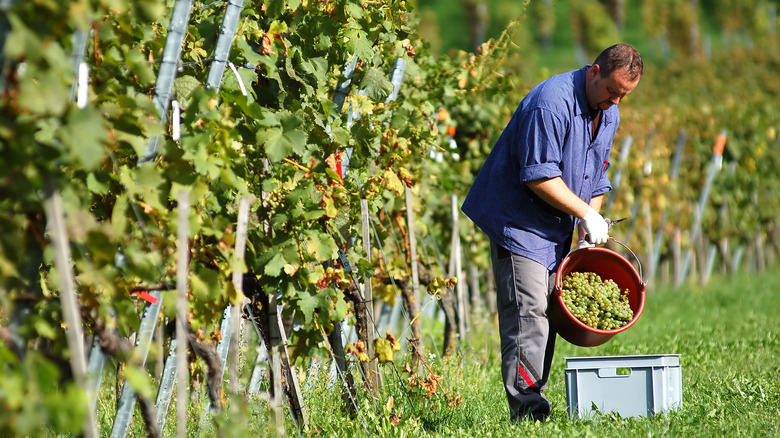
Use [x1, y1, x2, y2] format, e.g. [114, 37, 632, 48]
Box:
[525, 177, 609, 244]
[525, 177, 592, 218]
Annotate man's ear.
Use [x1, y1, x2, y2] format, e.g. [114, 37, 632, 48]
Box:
[590, 64, 601, 78]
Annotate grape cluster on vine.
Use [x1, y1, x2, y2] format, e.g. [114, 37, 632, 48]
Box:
[560, 271, 634, 330]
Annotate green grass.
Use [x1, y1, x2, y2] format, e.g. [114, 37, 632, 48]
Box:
[92, 269, 780, 436]
[298, 269, 780, 437]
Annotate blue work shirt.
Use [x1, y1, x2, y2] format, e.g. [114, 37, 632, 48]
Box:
[461, 66, 617, 271]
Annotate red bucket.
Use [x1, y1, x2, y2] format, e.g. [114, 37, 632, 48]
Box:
[550, 246, 646, 347]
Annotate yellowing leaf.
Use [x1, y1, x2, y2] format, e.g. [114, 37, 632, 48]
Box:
[383, 169, 404, 196]
[374, 337, 395, 363]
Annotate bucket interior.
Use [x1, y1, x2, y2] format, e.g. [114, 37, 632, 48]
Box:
[553, 247, 646, 345]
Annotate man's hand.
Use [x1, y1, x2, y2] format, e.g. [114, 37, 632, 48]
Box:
[575, 240, 595, 250]
[581, 207, 609, 244]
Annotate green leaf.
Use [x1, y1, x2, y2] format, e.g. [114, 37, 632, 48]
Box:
[345, 3, 364, 19]
[304, 208, 326, 221]
[331, 289, 348, 322]
[257, 127, 291, 162]
[173, 75, 202, 108]
[190, 269, 221, 302]
[111, 193, 129, 236]
[257, 111, 307, 161]
[86, 172, 111, 195]
[33, 318, 57, 340]
[264, 252, 286, 277]
[123, 365, 154, 399]
[323, 197, 338, 219]
[297, 288, 331, 324]
[17, 70, 69, 116]
[344, 28, 374, 60]
[303, 230, 337, 260]
[360, 67, 394, 102]
[59, 108, 108, 170]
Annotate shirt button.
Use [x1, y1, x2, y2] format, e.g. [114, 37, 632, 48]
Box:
[584, 175, 589, 180]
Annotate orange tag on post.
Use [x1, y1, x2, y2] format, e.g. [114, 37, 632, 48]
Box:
[713, 134, 726, 155]
[133, 291, 158, 305]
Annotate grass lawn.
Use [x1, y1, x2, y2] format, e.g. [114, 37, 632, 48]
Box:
[297, 269, 780, 437]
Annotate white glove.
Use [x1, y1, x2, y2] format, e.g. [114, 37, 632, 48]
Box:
[581, 207, 609, 244]
[576, 240, 595, 250]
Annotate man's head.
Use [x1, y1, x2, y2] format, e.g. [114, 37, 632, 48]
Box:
[585, 44, 643, 111]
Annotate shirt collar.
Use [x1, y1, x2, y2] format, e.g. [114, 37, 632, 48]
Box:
[575, 65, 613, 127]
[574, 66, 590, 117]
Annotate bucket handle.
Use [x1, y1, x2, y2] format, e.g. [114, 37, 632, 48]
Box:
[609, 237, 645, 285]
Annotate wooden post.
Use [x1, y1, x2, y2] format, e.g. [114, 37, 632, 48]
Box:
[43, 183, 98, 438]
[703, 244, 718, 284]
[605, 136, 633, 211]
[268, 292, 285, 437]
[403, 186, 423, 361]
[176, 189, 190, 438]
[360, 199, 380, 392]
[154, 321, 164, 383]
[643, 201, 654, 289]
[755, 233, 766, 273]
[450, 195, 468, 344]
[276, 308, 308, 429]
[672, 227, 682, 286]
[229, 197, 250, 394]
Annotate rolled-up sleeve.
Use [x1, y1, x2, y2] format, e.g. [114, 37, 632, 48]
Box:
[592, 174, 612, 197]
[513, 108, 565, 182]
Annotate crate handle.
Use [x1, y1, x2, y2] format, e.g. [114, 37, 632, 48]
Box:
[598, 367, 632, 378]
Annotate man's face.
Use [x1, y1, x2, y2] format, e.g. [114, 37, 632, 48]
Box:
[586, 64, 641, 111]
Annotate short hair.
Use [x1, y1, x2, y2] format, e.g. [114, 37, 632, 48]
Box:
[593, 44, 643, 81]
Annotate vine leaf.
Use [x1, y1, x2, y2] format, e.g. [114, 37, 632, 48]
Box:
[123, 365, 154, 399]
[297, 288, 330, 324]
[343, 28, 374, 60]
[382, 168, 404, 196]
[303, 230, 338, 260]
[59, 108, 108, 170]
[374, 337, 394, 363]
[264, 252, 286, 277]
[256, 111, 307, 162]
[16, 70, 68, 115]
[361, 67, 394, 102]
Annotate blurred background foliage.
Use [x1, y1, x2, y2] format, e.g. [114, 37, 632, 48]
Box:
[413, 0, 779, 72]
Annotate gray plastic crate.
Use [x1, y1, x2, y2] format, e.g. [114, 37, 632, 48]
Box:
[565, 354, 682, 419]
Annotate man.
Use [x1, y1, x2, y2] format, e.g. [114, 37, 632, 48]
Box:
[461, 44, 643, 421]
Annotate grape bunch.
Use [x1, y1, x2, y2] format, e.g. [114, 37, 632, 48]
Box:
[559, 271, 634, 330]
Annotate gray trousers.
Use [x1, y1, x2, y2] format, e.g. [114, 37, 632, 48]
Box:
[490, 241, 557, 421]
